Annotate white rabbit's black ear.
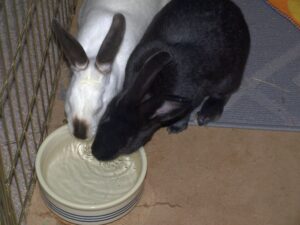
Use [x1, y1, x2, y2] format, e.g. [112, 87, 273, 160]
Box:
[128, 51, 172, 102]
[52, 20, 88, 70]
[150, 96, 191, 123]
[96, 13, 126, 75]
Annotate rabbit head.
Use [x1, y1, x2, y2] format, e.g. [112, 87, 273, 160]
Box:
[91, 51, 192, 160]
[52, 14, 125, 140]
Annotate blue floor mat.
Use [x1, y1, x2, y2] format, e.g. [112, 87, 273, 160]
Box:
[191, 0, 300, 132]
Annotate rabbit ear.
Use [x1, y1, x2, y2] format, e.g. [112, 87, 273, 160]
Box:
[95, 13, 126, 74]
[150, 96, 191, 123]
[52, 20, 88, 70]
[127, 51, 172, 102]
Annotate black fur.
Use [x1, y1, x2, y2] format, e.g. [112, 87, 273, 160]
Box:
[92, 0, 250, 160]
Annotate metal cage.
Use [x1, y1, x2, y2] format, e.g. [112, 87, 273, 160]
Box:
[0, 0, 77, 224]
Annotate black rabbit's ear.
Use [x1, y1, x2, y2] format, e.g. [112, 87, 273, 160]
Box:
[128, 51, 172, 102]
[52, 20, 88, 70]
[150, 95, 192, 123]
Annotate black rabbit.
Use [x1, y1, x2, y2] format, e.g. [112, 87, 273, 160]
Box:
[92, 0, 250, 160]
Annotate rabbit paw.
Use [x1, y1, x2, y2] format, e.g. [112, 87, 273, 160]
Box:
[197, 97, 227, 126]
[197, 112, 221, 126]
[167, 119, 189, 134]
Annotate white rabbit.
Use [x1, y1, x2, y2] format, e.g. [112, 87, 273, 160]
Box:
[52, 0, 170, 139]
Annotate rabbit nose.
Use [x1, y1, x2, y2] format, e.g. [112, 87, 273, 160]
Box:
[73, 117, 88, 140]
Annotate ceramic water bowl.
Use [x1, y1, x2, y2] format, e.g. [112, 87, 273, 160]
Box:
[35, 125, 147, 225]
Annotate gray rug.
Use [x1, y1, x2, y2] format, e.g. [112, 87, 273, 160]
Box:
[192, 0, 300, 131]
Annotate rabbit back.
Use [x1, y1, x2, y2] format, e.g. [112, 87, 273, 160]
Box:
[125, 0, 250, 101]
[77, 0, 170, 59]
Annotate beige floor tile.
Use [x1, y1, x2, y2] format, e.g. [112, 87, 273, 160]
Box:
[27, 125, 300, 225]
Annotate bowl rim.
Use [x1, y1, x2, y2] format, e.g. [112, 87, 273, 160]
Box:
[35, 125, 147, 210]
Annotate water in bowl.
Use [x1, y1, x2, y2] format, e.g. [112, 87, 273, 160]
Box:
[46, 141, 138, 205]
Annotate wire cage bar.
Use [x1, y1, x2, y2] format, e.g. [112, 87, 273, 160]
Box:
[0, 0, 77, 224]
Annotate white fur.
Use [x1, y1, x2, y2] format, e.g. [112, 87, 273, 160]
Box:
[65, 0, 170, 138]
